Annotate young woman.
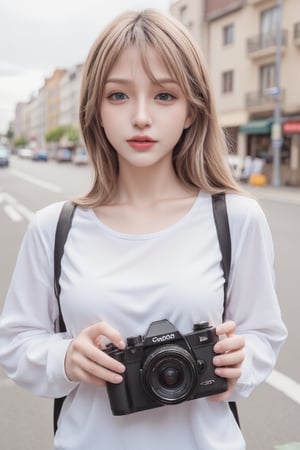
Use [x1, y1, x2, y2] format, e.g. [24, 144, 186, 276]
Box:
[0, 9, 287, 450]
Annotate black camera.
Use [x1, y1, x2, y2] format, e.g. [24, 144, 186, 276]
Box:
[104, 319, 227, 415]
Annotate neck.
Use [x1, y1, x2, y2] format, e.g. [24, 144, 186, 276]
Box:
[114, 159, 190, 206]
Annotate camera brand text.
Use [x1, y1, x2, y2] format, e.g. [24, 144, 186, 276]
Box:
[152, 333, 175, 343]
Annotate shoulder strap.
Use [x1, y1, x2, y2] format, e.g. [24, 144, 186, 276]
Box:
[54, 201, 77, 332]
[211, 193, 240, 428]
[53, 201, 76, 433]
[211, 192, 231, 319]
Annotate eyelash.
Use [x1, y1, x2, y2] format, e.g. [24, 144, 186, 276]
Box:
[107, 92, 176, 102]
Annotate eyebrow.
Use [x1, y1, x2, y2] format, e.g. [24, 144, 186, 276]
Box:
[105, 77, 178, 85]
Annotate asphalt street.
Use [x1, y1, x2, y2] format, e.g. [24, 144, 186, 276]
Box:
[0, 156, 299, 450]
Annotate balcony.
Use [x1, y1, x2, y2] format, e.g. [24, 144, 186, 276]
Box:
[247, 30, 287, 60]
[245, 89, 285, 114]
[294, 22, 300, 46]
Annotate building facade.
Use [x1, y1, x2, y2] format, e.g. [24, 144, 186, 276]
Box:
[171, 0, 300, 185]
[44, 69, 66, 132]
[59, 64, 83, 128]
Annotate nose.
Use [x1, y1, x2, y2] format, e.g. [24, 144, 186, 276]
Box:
[132, 98, 152, 129]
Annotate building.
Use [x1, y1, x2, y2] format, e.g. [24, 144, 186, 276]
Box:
[44, 69, 66, 132]
[170, 0, 300, 185]
[59, 64, 83, 128]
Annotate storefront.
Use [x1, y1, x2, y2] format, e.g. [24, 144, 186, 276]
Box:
[239, 118, 300, 185]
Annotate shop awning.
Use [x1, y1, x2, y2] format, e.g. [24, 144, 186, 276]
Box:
[239, 118, 273, 135]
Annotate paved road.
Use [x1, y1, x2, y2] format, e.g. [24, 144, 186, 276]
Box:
[0, 156, 299, 450]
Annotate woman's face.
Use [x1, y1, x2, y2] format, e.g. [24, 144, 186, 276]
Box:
[100, 45, 192, 172]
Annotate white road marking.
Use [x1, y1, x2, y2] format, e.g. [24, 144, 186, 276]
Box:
[9, 168, 63, 193]
[266, 369, 300, 405]
[0, 191, 35, 222]
[14, 203, 35, 221]
[3, 204, 23, 222]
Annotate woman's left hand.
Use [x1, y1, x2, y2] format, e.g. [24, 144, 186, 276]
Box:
[210, 320, 245, 401]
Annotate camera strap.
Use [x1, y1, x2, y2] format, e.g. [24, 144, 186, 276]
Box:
[53, 194, 239, 432]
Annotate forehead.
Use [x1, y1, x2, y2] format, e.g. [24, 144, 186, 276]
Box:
[107, 45, 172, 81]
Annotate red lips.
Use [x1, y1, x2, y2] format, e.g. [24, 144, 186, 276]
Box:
[127, 136, 157, 151]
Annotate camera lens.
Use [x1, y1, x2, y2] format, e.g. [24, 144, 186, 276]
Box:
[159, 367, 181, 387]
[141, 345, 197, 405]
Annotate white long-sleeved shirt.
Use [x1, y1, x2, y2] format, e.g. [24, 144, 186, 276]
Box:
[0, 191, 287, 450]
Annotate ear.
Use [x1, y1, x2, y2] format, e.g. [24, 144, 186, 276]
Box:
[184, 107, 196, 129]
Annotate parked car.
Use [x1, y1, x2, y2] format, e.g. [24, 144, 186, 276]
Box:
[56, 148, 72, 162]
[18, 147, 33, 159]
[0, 146, 10, 167]
[32, 148, 49, 161]
[73, 148, 89, 165]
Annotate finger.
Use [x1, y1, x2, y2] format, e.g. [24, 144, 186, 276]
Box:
[71, 366, 108, 387]
[215, 320, 236, 337]
[213, 349, 244, 368]
[71, 338, 125, 374]
[214, 335, 245, 354]
[87, 347, 126, 374]
[83, 358, 124, 384]
[215, 366, 242, 379]
[83, 322, 126, 349]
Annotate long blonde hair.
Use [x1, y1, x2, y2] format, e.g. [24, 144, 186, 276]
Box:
[76, 9, 242, 207]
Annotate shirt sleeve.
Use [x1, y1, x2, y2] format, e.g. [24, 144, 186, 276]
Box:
[0, 206, 79, 398]
[225, 196, 288, 401]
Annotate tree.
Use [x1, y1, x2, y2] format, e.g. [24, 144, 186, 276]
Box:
[66, 126, 80, 145]
[45, 126, 66, 143]
[14, 136, 27, 147]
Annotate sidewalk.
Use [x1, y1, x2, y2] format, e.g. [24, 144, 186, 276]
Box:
[241, 183, 300, 205]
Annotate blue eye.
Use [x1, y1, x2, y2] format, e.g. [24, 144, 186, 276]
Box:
[109, 92, 127, 101]
[156, 93, 174, 101]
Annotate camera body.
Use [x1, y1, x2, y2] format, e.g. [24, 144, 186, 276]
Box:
[105, 319, 227, 415]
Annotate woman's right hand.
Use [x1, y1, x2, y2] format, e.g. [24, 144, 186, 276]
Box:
[64, 322, 126, 387]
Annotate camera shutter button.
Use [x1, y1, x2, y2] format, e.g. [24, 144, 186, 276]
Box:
[127, 335, 142, 347]
[193, 321, 210, 331]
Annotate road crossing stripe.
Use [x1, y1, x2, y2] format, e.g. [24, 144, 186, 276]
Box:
[14, 203, 35, 221]
[266, 369, 300, 405]
[3, 204, 23, 222]
[0, 191, 35, 222]
[9, 169, 63, 193]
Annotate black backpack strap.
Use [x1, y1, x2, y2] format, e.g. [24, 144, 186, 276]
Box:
[53, 201, 77, 433]
[212, 193, 240, 428]
[54, 201, 77, 332]
[212, 193, 231, 320]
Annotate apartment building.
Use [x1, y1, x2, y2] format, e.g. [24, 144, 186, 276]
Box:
[170, 0, 300, 185]
[59, 64, 83, 128]
[44, 69, 66, 132]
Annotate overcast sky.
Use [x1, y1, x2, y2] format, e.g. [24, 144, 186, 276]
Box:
[0, 0, 172, 134]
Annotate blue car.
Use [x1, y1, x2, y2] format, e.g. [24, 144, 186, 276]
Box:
[32, 149, 49, 161]
[0, 146, 9, 167]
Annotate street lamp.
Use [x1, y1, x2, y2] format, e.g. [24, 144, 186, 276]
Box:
[271, 0, 283, 187]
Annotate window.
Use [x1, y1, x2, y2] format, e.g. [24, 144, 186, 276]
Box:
[223, 24, 234, 45]
[260, 64, 275, 93]
[222, 70, 234, 93]
[260, 7, 278, 47]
